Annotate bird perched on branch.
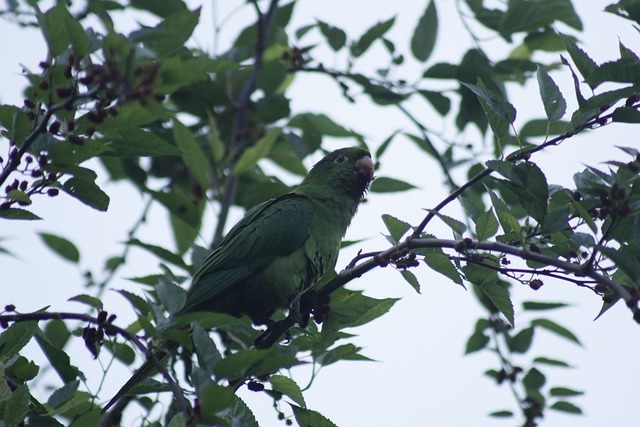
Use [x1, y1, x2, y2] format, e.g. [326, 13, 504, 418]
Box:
[103, 146, 375, 412]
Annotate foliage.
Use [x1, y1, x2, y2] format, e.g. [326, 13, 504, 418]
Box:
[1, 0, 640, 426]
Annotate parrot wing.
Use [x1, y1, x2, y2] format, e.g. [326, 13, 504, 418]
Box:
[179, 193, 315, 315]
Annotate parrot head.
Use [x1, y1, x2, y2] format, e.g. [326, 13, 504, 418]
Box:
[302, 147, 375, 202]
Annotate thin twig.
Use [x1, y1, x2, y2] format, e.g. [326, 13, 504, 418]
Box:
[0, 87, 99, 187]
[0, 311, 191, 416]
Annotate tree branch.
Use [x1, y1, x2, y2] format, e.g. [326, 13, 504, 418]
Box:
[0, 87, 99, 187]
[255, 236, 638, 348]
[212, 0, 280, 247]
[0, 311, 191, 416]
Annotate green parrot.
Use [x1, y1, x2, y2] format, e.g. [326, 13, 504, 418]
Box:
[103, 146, 374, 412]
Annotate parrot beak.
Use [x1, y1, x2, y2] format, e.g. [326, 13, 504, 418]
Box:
[355, 154, 375, 187]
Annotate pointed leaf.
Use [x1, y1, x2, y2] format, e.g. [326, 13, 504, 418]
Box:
[475, 208, 499, 241]
[424, 253, 463, 285]
[482, 281, 514, 327]
[531, 318, 581, 346]
[38, 233, 80, 263]
[172, 118, 211, 189]
[370, 177, 417, 193]
[351, 17, 395, 57]
[536, 66, 567, 121]
[157, 278, 187, 315]
[381, 214, 411, 243]
[269, 375, 306, 407]
[550, 401, 582, 414]
[232, 128, 282, 175]
[400, 270, 421, 294]
[411, 0, 438, 62]
[462, 80, 516, 138]
[68, 294, 103, 311]
[559, 33, 597, 84]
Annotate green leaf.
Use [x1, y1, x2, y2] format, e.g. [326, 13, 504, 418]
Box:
[488, 161, 549, 222]
[269, 375, 306, 407]
[35, 330, 81, 383]
[288, 113, 356, 138]
[38, 232, 80, 263]
[523, 367, 546, 391]
[351, 17, 396, 57]
[533, 356, 572, 368]
[192, 323, 221, 374]
[319, 343, 371, 366]
[523, 301, 569, 311]
[127, 238, 189, 270]
[291, 404, 338, 427]
[430, 211, 467, 236]
[381, 214, 411, 243]
[4, 384, 29, 427]
[586, 59, 640, 89]
[489, 410, 513, 418]
[475, 208, 499, 241]
[39, 2, 89, 57]
[418, 90, 451, 115]
[6, 356, 39, 381]
[488, 190, 521, 235]
[62, 176, 110, 212]
[0, 321, 38, 359]
[520, 119, 570, 138]
[101, 127, 182, 157]
[129, 8, 200, 56]
[156, 277, 187, 315]
[411, 0, 438, 62]
[172, 118, 211, 189]
[7, 190, 31, 205]
[0, 208, 41, 220]
[197, 384, 236, 422]
[508, 326, 535, 353]
[107, 342, 136, 365]
[605, 1, 640, 24]
[482, 281, 515, 327]
[44, 319, 70, 349]
[424, 253, 463, 286]
[232, 128, 282, 175]
[531, 318, 581, 346]
[400, 270, 421, 294]
[612, 106, 640, 123]
[370, 176, 417, 193]
[536, 66, 567, 121]
[68, 294, 103, 311]
[213, 349, 298, 380]
[462, 79, 516, 139]
[375, 130, 399, 159]
[550, 401, 583, 414]
[465, 322, 490, 354]
[48, 380, 79, 409]
[501, 0, 582, 40]
[550, 387, 584, 397]
[559, 32, 597, 84]
[317, 20, 346, 51]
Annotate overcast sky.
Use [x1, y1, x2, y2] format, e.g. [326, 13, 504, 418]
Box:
[2, 1, 640, 426]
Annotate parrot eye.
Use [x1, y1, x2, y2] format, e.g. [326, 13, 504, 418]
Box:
[334, 154, 348, 164]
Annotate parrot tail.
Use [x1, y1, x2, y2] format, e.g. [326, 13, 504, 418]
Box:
[101, 341, 179, 414]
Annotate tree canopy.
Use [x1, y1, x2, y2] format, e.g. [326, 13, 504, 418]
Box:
[1, 0, 640, 426]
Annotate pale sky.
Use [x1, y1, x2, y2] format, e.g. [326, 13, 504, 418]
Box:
[2, 1, 639, 426]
